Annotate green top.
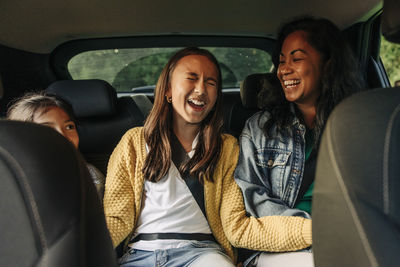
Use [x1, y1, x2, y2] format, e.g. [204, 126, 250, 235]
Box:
[294, 129, 314, 214]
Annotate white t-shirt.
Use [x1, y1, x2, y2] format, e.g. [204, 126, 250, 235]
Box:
[130, 135, 211, 251]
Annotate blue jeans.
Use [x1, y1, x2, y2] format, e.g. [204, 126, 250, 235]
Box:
[118, 240, 234, 267]
[244, 248, 313, 267]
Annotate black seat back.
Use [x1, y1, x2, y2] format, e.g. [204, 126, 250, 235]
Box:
[47, 79, 152, 174]
[0, 121, 117, 267]
[223, 73, 279, 137]
[221, 92, 253, 138]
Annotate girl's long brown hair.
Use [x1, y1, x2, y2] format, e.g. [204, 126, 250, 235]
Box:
[143, 47, 223, 183]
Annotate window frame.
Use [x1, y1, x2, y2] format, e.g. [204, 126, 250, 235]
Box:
[51, 35, 276, 83]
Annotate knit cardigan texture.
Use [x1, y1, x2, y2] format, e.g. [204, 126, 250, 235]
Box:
[103, 127, 312, 262]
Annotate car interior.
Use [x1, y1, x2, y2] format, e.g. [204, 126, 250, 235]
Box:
[0, 0, 399, 266]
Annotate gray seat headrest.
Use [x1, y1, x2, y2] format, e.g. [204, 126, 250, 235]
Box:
[47, 79, 117, 118]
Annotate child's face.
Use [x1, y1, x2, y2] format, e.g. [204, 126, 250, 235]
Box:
[33, 106, 80, 149]
[166, 55, 219, 128]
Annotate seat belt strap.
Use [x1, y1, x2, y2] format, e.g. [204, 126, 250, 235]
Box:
[170, 133, 207, 218]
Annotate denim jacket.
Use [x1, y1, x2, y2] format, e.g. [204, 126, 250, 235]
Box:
[234, 109, 311, 219]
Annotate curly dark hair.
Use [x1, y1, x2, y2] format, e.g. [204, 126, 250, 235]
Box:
[261, 16, 365, 146]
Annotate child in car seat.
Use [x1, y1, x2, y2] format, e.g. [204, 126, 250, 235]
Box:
[234, 17, 365, 267]
[7, 92, 105, 201]
[103, 47, 312, 267]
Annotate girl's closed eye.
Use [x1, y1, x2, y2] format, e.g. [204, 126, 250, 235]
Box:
[207, 81, 217, 87]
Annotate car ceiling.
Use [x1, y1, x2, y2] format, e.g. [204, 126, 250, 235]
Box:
[0, 0, 382, 54]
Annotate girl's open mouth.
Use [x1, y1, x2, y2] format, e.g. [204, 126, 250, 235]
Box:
[188, 98, 206, 111]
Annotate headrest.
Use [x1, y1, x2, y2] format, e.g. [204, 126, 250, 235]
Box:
[382, 0, 400, 43]
[0, 120, 117, 266]
[46, 79, 117, 118]
[240, 73, 280, 109]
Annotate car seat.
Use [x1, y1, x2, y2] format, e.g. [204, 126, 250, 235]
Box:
[47, 79, 152, 175]
[313, 1, 400, 266]
[0, 120, 117, 267]
[313, 87, 400, 267]
[223, 73, 279, 138]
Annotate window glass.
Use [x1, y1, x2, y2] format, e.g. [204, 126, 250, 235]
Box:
[380, 35, 400, 87]
[68, 47, 272, 93]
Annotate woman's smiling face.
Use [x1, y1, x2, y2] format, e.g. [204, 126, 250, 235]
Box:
[166, 54, 219, 128]
[277, 30, 324, 107]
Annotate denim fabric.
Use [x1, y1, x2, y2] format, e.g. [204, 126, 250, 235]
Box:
[234, 109, 311, 219]
[118, 240, 233, 267]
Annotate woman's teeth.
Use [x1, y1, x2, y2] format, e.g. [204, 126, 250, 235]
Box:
[284, 79, 300, 88]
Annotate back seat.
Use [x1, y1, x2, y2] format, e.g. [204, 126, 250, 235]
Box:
[0, 120, 117, 266]
[222, 73, 279, 138]
[47, 79, 152, 174]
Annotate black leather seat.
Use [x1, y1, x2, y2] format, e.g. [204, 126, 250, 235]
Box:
[221, 91, 250, 138]
[47, 79, 152, 174]
[223, 73, 279, 137]
[0, 121, 117, 267]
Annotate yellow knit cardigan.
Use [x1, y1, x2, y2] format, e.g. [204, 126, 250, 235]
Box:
[103, 127, 312, 262]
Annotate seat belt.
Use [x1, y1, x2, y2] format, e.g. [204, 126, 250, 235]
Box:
[131, 94, 152, 119]
[129, 133, 215, 245]
[170, 132, 207, 218]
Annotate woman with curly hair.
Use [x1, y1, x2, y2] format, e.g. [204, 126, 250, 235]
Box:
[235, 16, 365, 266]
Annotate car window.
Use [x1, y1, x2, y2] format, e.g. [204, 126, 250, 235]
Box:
[68, 47, 272, 94]
[380, 35, 400, 87]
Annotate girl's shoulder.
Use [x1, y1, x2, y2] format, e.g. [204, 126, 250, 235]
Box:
[123, 126, 144, 137]
[220, 133, 239, 153]
[116, 126, 145, 151]
[221, 133, 237, 144]
[120, 127, 144, 142]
